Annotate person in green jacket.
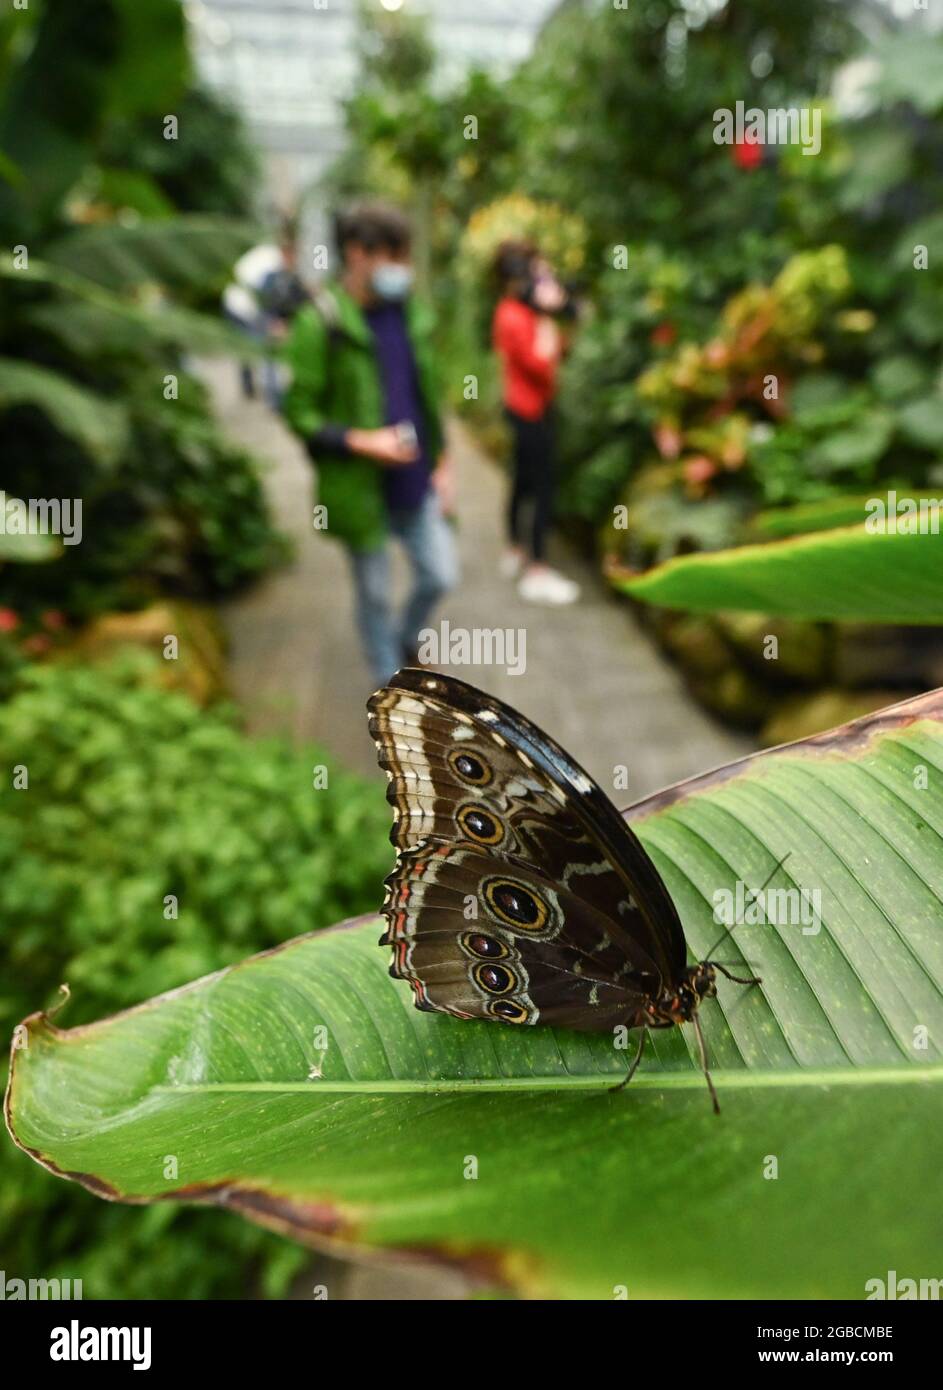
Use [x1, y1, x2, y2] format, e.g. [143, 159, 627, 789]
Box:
[283, 202, 458, 685]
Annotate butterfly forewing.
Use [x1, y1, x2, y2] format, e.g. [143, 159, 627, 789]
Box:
[367, 669, 688, 1028]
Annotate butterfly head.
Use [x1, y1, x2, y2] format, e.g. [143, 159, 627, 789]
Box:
[648, 963, 717, 1026]
[689, 961, 718, 1003]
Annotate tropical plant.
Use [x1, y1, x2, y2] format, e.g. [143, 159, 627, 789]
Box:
[615, 508, 943, 624]
[497, 0, 860, 279]
[458, 194, 587, 286]
[0, 0, 282, 622]
[100, 86, 259, 221]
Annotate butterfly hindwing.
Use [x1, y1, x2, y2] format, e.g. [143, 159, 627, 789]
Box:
[367, 669, 688, 1026]
[382, 843, 655, 1031]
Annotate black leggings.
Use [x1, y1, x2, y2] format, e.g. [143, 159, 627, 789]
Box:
[506, 408, 555, 563]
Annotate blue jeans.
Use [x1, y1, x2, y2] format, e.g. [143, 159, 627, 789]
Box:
[225, 308, 283, 408]
[348, 492, 459, 685]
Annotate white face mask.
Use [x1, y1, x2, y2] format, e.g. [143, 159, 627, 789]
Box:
[371, 262, 414, 301]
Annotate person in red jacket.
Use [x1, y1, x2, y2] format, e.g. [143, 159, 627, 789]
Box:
[492, 241, 580, 605]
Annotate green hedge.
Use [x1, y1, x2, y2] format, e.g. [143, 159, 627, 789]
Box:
[0, 657, 392, 1297]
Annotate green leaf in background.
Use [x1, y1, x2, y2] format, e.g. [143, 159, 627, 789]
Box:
[0, 144, 22, 188]
[0, 358, 128, 467]
[747, 494, 880, 540]
[0, 0, 187, 234]
[897, 397, 943, 452]
[870, 354, 932, 404]
[0, 501, 60, 562]
[1, 258, 265, 360]
[93, 167, 178, 220]
[43, 215, 261, 293]
[872, 31, 943, 114]
[809, 409, 893, 473]
[616, 520, 943, 623]
[837, 126, 912, 212]
[24, 295, 267, 361]
[7, 691, 943, 1298]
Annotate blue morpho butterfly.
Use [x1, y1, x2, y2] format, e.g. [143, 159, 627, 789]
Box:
[368, 668, 764, 1112]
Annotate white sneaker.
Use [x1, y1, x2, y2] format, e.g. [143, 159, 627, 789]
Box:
[500, 548, 525, 580]
[518, 565, 580, 605]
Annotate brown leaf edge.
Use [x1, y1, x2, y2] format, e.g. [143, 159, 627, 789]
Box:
[623, 685, 943, 823]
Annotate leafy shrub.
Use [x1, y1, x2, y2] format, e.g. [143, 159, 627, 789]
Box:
[586, 244, 942, 571]
[1, 374, 287, 621]
[100, 87, 259, 222]
[458, 193, 587, 285]
[557, 250, 711, 521]
[0, 657, 392, 1297]
[0, 0, 283, 625]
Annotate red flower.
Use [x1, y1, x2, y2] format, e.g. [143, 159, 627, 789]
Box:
[650, 320, 677, 348]
[40, 609, 66, 631]
[0, 607, 19, 633]
[21, 633, 52, 656]
[733, 138, 763, 171]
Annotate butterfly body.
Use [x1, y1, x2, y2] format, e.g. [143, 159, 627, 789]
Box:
[367, 669, 756, 1106]
[646, 962, 718, 1027]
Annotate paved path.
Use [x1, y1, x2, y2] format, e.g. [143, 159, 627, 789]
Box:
[206, 359, 751, 799]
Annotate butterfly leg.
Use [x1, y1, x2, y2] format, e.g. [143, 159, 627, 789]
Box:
[692, 1013, 721, 1116]
[609, 1026, 648, 1095]
[713, 962, 762, 987]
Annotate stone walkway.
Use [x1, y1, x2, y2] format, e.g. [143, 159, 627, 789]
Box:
[206, 359, 751, 799]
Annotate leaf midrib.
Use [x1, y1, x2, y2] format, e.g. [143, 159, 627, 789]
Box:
[150, 1064, 943, 1096]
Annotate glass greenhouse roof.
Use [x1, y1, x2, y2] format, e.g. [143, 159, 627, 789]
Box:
[185, 0, 561, 173]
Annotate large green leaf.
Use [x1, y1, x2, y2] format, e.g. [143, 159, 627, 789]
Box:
[0, 358, 128, 466]
[746, 494, 881, 540]
[43, 215, 260, 293]
[615, 520, 943, 623]
[3, 259, 265, 359]
[7, 691, 943, 1298]
[24, 295, 266, 360]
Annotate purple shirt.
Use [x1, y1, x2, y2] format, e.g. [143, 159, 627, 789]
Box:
[364, 301, 432, 512]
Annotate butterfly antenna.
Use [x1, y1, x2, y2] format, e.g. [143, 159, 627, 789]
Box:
[701, 851, 792, 962]
[692, 1013, 720, 1116]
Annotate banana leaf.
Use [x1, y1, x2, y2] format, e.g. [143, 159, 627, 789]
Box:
[6, 691, 943, 1298]
[615, 521, 943, 623]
